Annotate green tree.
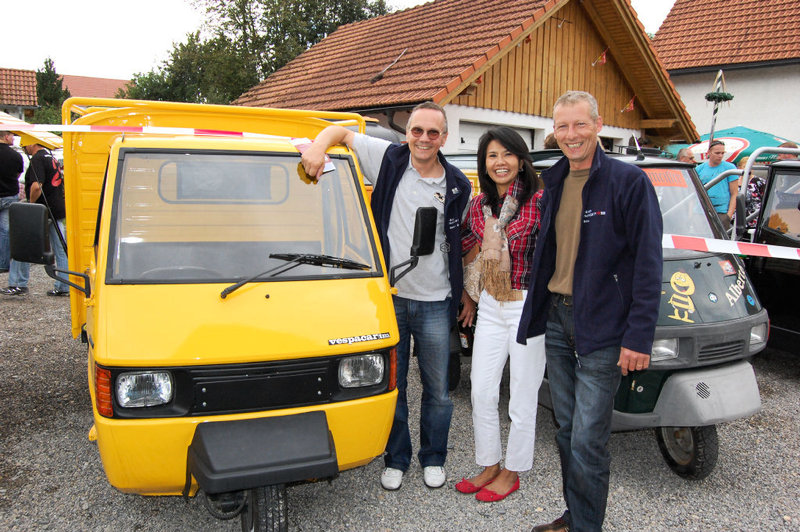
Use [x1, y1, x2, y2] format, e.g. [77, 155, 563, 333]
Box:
[32, 58, 71, 124]
[203, 0, 388, 76]
[119, 32, 259, 104]
[121, 0, 388, 103]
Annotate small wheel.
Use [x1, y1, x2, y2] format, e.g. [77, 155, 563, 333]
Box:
[655, 425, 718, 480]
[240, 484, 288, 532]
[139, 266, 222, 279]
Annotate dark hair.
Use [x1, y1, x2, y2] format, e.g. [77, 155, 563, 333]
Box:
[708, 140, 725, 150]
[477, 127, 538, 208]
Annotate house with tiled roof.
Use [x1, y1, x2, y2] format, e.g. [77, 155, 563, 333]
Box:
[62, 75, 129, 99]
[0, 68, 38, 120]
[653, 0, 800, 142]
[236, 0, 697, 151]
[0, 68, 130, 121]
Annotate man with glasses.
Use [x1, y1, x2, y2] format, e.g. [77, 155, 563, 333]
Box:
[0, 131, 24, 272]
[302, 102, 472, 491]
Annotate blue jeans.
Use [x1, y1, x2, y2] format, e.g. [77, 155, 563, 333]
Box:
[0, 195, 20, 270]
[9, 218, 68, 291]
[545, 296, 621, 532]
[384, 296, 453, 471]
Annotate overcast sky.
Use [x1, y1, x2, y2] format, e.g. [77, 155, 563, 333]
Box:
[2, 0, 675, 80]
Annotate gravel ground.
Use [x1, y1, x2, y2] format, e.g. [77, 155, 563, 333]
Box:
[1, 265, 799, 531]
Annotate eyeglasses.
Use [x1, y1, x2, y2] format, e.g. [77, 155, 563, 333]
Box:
[409, 127, 442, 140]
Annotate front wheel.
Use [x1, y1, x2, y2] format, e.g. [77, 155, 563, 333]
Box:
[655, 425, 718, 480]
[241, 484, 288, 532]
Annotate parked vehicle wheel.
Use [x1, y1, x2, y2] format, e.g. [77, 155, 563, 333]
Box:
[240, 484, 288, 532]
[655, 425, 718, 480]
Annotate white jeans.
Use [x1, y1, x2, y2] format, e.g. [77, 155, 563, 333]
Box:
[470, 289, 546, 472]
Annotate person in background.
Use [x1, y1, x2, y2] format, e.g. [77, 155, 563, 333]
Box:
[676, 147, 695, 164]
[743, 155, 764, 229]
[0, 131, 24, 273]
[695, 140, 737, 229]
[456, 127, 544, 502]
[518, 91, 662, 532]
[776, 141, 798, 161]
[301, 102, 472, 491]
[543, 132, 560, 150]
[2, 141, 69, 297]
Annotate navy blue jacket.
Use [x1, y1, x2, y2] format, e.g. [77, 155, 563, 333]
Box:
[371, 143, 471, 319]
[517, 149, 663, 355]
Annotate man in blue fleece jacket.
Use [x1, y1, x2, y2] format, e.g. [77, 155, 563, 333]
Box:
[520, 91, 662, 532]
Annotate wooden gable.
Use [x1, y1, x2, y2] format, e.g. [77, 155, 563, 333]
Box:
[236, 0, 696, 144]
[450, 1, 642, 130]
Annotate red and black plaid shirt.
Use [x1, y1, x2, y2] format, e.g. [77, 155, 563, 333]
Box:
[462, 180, 543, 291]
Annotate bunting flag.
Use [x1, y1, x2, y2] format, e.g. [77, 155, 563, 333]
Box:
[620, 96, 635, 113]
[591, 47, 608, 67]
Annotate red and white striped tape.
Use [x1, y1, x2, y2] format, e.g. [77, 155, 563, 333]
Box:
[664, 234, 800, 260]
[5, 124, 799, 262]
[0, 122, 283, 139]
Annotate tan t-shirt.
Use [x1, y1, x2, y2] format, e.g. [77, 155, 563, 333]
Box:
[547, 168, 590, 296]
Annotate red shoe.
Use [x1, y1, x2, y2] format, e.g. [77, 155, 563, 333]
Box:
[455, 476, 493, 494]
[475, 477, 520, 502]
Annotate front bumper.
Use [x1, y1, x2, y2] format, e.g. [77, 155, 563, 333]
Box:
[186, 411, 338, 495]
[93, 391, 396, 495]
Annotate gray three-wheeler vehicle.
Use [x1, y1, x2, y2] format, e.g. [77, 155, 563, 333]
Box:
[531, 150, 768, 479]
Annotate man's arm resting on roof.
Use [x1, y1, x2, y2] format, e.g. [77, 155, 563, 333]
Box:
[301, 125, 356, 179]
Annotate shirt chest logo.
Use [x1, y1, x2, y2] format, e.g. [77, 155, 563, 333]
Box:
[582, 209, 606, 223]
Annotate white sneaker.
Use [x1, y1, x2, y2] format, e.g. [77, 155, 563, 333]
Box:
[380, 467, 404, 490]
[423, 466, 446, 488]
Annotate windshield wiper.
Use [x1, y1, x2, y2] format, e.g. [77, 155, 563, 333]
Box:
[220, 253, 369, 299]
[269, 253, 370, 271]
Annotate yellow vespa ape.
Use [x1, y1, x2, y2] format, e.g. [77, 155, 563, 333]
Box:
[9, 98, 436, 531]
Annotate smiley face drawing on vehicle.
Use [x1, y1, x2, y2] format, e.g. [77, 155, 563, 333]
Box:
[667, 271, 696, 323]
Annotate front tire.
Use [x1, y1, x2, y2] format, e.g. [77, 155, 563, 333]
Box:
[655, 425, 718, 480]
[241, 484, 288, 532]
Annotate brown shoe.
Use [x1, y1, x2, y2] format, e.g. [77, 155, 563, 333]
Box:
[532, 514, 569, 532]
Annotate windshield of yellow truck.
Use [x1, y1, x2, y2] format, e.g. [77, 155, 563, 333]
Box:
[106, 149, 380, 283]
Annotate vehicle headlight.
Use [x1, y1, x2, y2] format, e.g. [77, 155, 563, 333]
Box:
[650, 338, 679, 362]
[749, 323, 768, 353]
[339, 354, 384, 388]
[116, 371, 173, 407]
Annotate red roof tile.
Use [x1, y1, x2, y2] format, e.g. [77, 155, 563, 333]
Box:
[653, 0, 800, 70]
[61, 75, 130, 99]
[0, 68, 37, 107]
[235, 0, 551, 110]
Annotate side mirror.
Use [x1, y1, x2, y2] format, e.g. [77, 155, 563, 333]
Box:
[733, 193, 746, 240]
[409, 206, 437, 258]
[9, 202, 91, 296]
[10, 203, 53, 264]
[390, 206, 438, 286]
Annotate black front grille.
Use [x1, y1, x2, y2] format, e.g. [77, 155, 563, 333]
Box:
[697, 340, 745, 363]
[190, 359, 333, 415]
[107, 351, 391, 419]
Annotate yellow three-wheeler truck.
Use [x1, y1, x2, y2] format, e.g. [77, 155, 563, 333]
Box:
[10, 98, 436, 531]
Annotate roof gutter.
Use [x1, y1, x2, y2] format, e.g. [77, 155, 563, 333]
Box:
[668, 58, 800, 76]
